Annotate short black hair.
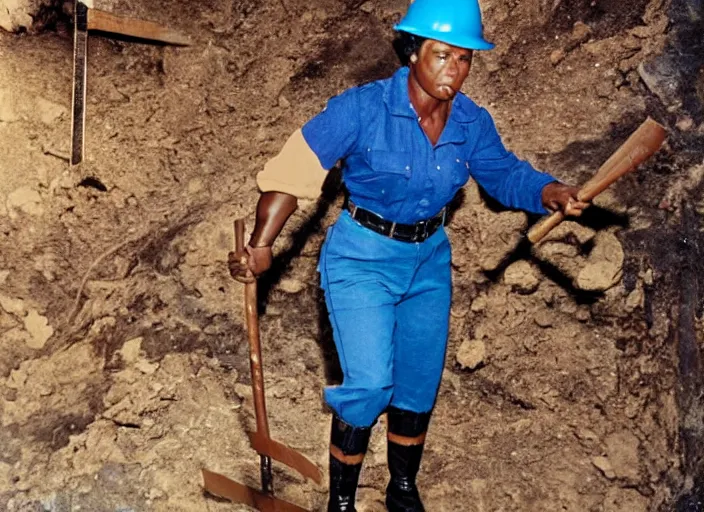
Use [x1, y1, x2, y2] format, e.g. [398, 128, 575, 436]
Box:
[392, 31, 428, 66]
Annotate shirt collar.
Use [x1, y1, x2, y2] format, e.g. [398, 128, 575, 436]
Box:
[383, 66, 480, 145]
[383, 66, 417, 119]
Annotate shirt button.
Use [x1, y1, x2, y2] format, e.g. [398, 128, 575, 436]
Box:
[436, 165, 441, 170]
[405, 165, 410, 171]
[456, 158, 460, 163]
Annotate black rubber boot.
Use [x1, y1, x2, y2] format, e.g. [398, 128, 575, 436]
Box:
[328, 414, 372, 512]
[385, 407, 432, 512]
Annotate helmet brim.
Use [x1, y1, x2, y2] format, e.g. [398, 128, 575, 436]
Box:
[394, 24, 495, 51]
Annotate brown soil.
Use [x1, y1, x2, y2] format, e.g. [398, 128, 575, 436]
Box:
[1, 0, 703, 511]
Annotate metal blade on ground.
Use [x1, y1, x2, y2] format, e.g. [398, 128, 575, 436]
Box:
[202, 469, 311, 512]
[248, 431, 323, 484]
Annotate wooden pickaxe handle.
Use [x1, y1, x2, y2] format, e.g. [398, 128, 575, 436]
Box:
[527, 117, 667, 244]
[87, 6, 191, 46]
[232, 220, 323, 486]
[235, 219, 274, 494]
[235, 219, 269, 437]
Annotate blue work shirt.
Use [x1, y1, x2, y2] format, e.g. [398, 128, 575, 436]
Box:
[301, 66, 555, 224]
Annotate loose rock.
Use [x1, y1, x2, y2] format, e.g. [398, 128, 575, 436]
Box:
[35, 97, 67, 126]
[7, 186, 43, 217]
[591, 456, 616, 479]
[676, 116, 694, 132]
[0, 293, 26, 316]
[6, 366, 28, 389]
[574, 306, 590, 322]
[575, 427, 599, 442]
[550, 48, 566, 66]
[23, 309, 53, 349]
[576, 232, 624, 292]
[534, 309, 555, 328]
[278, 94, 291, 108]
[359, 1, 373, 13]
[0, 0, 37, 32]
[120, 337, 144, 364]
[570, 21, 592, 45]
[625, 287, 644, 312]
[456, 339, 486, 370]
[503, 260, 540, 294]
[135, 360, 159, 375]
[278, 278, 305, 294]
[470, 295, 487, 312]
[605, 430, 641, 482]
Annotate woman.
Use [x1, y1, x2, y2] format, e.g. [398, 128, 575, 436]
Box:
[230, 1, 587, 510]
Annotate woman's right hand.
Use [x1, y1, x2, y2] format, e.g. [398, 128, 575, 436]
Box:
[228, 246, 273, 283]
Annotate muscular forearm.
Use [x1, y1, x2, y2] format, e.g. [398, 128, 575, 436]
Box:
[248, 191, 298, 247]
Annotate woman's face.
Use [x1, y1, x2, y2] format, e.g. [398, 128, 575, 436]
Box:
[410, 39, 473, 101]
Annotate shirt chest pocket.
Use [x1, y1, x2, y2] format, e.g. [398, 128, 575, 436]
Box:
[450, 156, 471, 187]
[354, 150, 412, 203]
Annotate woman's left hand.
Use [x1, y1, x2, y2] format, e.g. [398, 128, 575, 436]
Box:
[541, 182, 590, 216]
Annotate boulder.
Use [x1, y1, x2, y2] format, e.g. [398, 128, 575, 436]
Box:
[576, 232, 624, 292]
[0, 0, 53, 32]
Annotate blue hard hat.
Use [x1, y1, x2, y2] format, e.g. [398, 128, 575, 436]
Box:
[394, 0, 495, 51]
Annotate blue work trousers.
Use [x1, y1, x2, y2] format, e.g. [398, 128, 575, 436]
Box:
[319, 211, 452, 428]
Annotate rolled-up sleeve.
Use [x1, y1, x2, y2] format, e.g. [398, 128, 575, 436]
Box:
[468, 109, 555, 214]
[256, 88, 361, 200]
[256, 129, 328, 199]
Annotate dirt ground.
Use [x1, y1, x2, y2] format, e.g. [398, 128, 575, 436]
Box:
[1, 0, 703, 511]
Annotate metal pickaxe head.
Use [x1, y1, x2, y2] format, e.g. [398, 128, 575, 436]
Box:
[248, 431, 323, 484]
[201, 219, 324, 511]
[202, 468, 315, 512]
[70, 0, 190, 165]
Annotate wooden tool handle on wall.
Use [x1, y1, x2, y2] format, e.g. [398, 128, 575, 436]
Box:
[527, 118, 666, 244]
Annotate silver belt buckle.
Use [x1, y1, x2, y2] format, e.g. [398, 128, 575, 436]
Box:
[414, 221, 426, 242]
[388, 221, 397, 238]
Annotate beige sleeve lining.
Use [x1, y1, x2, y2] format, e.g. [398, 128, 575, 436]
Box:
[256, 129, 328, 200]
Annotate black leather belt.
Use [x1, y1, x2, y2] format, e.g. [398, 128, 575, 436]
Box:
[348, 202, 446, 243]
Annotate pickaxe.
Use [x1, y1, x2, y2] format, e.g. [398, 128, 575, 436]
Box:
[528, 117, 667, 243]
[70, 0, 191, 166]
[202, 219, 323, 511]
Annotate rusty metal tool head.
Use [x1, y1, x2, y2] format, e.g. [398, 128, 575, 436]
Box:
[202, 468, 311, 512]
[201, 218, 322, 511]
[70, 0, 191, 166]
